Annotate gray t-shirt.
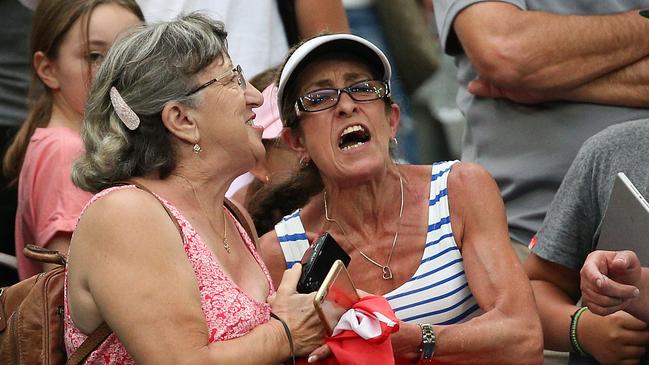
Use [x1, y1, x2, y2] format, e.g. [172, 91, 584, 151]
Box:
[532, 119, 649, 270]
[434, 0, 649, 244]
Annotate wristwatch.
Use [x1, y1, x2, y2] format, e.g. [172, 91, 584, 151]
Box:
[418, 323, 436, 362]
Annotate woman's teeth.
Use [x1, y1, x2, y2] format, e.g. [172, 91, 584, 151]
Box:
[341, 142, 365, 151]
[339, 124, 370, 150]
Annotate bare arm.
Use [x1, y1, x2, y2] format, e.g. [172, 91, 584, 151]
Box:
[397, 163, 543, 364]
[294, 0, 349, 39]
[555, 56, 649, 107]
[525, 253, 582, 351]
[454, 2, 649, 92]
[468, 52, 649, 107]
[68, 189, 322, 364]
[525, 253, 649, 364]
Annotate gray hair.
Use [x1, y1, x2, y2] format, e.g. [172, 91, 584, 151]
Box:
[73, 12, 228, 193]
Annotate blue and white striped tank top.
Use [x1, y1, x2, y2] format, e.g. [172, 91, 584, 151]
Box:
[274, 161, 482, 325]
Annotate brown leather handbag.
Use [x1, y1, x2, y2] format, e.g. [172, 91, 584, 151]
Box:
[0, 245, 111, 364]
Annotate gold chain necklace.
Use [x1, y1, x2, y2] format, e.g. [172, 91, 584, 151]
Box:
[172, 173, 230, 253]
[323, 172, 404, 280]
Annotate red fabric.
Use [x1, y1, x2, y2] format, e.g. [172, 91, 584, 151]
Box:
[309, 295, 399, 365]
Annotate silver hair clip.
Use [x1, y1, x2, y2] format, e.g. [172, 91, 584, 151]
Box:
[110, 86, 140, 130]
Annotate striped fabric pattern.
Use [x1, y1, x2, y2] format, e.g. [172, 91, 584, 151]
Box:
[275, 161, 481, 325]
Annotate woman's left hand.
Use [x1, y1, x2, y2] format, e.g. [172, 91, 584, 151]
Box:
[390, 321, 423, 362]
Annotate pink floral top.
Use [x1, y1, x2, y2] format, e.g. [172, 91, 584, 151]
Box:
[64, 185, 274, 363]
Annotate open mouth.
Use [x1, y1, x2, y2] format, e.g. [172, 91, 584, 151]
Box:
[338, 124, 371, 151]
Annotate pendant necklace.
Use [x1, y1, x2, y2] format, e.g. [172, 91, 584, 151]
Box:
[172, 173, 230, 253]
[323, 172, 404, 280]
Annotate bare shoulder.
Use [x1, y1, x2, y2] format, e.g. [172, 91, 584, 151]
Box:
[71, 186, 182, 258]
[448, 162, 498, 196]
[76, 187, 167, 230]
[446, 163, 505, 247]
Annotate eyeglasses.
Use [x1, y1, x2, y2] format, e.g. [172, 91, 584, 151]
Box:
[186, 64, 246, 96]
[294, 79, 390, 113]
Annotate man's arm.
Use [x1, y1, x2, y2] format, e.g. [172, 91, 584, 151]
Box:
[557, 56, 649, 107]
[469, 48, 649, 107]
[294, 0, 349, 40]
[453, 2, 649, 93]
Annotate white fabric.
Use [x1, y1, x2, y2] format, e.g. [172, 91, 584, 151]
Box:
[332, 308, 397, 339]
[136, 0, 288, 78]
[225, 172, 254, 198]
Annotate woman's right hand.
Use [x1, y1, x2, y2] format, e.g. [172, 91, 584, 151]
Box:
[580, 309, 649, 365]
[267, 263, 325, 357]
[580, 250, 642, 316]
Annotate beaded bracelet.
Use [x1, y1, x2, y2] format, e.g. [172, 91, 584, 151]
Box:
[270, 312, 296, 365]
[569, 306, 590, 357]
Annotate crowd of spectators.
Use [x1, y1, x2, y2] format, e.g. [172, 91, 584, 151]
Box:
[1, 1, 648, 364]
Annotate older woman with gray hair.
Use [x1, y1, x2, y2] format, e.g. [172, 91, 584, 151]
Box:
[64, 13, 323, 364]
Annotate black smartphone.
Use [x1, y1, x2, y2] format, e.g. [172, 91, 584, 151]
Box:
[296, 232, 351, 294]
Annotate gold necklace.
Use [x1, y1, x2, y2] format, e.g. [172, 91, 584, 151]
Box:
[172, 173, 230, 253]
[323, 172, 404, 280]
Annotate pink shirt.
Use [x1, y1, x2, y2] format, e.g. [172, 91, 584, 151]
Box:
[15, 127, 92, 279]
[64, 185, 274, 363]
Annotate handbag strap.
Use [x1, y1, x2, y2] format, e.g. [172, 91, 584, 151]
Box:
[23, 244, 67, 265]
[64, 322, 112, 365]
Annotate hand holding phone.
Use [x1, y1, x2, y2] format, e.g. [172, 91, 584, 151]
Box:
[313, 260, 360, 335]
[297, 232, 351, 294]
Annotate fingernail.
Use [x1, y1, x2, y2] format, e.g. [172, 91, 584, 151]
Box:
[308, 355, 318, 363]
[596, 278, 603, 288]
[634, 288, 640, 297]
